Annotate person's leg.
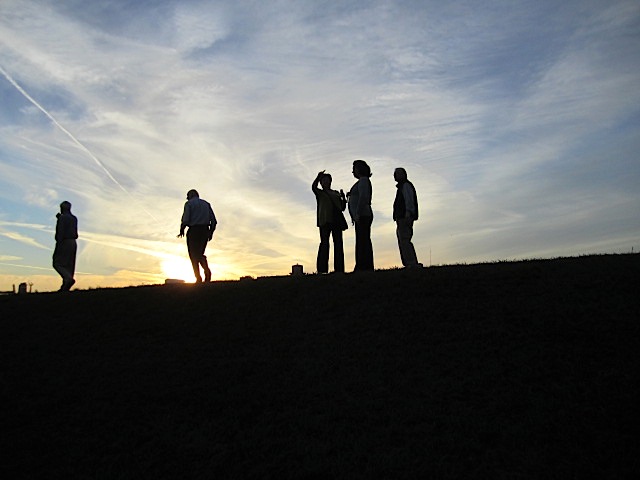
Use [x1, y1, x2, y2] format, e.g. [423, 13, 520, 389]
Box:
[187, 229, 203, 282]
[396, 221, 406, 266]
[52, 247, 69, 289]
[332, 226, 344, 273]
[65, 240, 77, 289]
[361, 216, 374, 270]
[192, 227, 211, 282]
[201, 255, 211, 282]
[354, 217, 373, 271]
[317, 226, 330, 273]
[53, 240, 74, 290]
[354, 221, 363, 271]
[397, 218, 418, 266]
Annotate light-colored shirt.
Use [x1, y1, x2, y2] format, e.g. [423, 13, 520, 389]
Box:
[181, 197, 217, 227]
[348, 177, 373, 221]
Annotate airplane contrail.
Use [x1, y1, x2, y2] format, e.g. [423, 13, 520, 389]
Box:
[0, 64, 163, 225]
[0, 262, 95, 275]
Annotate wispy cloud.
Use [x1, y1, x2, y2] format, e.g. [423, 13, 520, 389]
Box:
[0, 230, 49, 250]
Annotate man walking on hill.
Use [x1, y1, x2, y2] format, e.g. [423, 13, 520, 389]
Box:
[393, 168, 422, 268]
[53, 200, 78, 291]
[178, 189, 217, 283]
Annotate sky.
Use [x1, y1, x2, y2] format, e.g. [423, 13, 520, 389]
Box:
[1, 0, 639, 292]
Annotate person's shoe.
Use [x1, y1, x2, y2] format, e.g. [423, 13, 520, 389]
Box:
[59, 279, 76, 291]
[204, 270, 212, 283]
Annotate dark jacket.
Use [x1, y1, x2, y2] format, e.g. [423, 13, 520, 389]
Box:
[55, 212, 78, 242]
[393, 180, 419, 221]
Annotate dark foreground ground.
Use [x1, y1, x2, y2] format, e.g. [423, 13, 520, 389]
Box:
[1, 255, 638, 479]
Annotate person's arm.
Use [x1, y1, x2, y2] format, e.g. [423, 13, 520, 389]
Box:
[339, 189, 346, 211]
[311, 171, 324, 195]
[357, 178, 371, 218]
[55, 214, 62, 242]
[208, 205, 217, 240]
[178, 203, 189, 237]
[72, 215, 79, 239]
[403, 183, 416, 219]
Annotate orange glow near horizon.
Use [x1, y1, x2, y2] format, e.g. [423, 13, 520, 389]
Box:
[161, 257, 196, 282]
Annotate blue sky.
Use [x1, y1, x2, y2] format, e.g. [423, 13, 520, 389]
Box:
[1, 0, 639, 291]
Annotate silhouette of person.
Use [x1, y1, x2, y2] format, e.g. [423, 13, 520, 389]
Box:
[393, 168, 422, 268]
[312, 170, 348, 273]
[347, 160, 374, 271]
[53, 200, 78, 291]
[178, 189, 217, 283]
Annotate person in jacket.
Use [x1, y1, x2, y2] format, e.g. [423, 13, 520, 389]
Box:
[312, 170, 347, 273]
[393, 168, 422, 268]
[178, 189, 217, 283]
[347, 160, 374, 271]
[53, 200, 78, 291]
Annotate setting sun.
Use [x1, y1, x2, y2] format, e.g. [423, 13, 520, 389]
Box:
[161, 257, 196, 282]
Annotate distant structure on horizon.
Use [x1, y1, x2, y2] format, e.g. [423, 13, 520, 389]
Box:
[5, 282, 34, 295]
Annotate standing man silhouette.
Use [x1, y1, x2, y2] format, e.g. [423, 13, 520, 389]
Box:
[393, 168, 422, 268]
[178, 189, 217, 283]
[53, 200, 78, 291]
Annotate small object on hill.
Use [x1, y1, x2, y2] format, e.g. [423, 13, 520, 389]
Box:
[164, 278, 186, 285]
[291, 264, 304, 276]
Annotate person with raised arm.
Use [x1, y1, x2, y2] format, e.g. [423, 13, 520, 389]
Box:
[312, 170, 347, 273]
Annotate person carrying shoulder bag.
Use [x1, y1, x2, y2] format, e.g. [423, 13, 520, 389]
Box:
[312, 170, 347, 273]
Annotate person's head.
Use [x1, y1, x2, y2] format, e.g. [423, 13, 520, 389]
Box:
[59, 201, 72, 213]
[352, 159, 372, 179]
[394, 167, 407, 182]
[186, 189, 199, 200]
[320, 173, 332, 189]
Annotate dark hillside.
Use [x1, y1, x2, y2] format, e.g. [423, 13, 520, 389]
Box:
[1, 254, 638, 479]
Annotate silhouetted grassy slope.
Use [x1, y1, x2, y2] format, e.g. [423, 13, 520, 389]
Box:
[1, 255, 638, 479]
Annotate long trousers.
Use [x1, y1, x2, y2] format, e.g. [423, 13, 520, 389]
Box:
[396, 218, 419, 266]
[317, 224, 344, 273]
[53, 239, 77, 287]
[354, 216, 374, 271]
[187, 225, 211, 281]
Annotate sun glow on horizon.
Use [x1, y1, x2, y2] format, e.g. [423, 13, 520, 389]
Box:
[161, 257, 196, 282]
[160, 255, 249, 282]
